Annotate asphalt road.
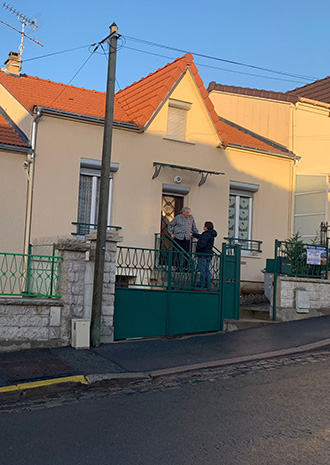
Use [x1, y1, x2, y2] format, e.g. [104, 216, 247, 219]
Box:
[1, 351, 330, 464]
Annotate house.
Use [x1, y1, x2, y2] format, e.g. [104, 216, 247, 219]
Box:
[0, 109, 31, 252]
[0, 52, 297, 286]
[208, 78, 330, 241]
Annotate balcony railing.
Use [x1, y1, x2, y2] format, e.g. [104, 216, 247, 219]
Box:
[224, 237, 262, 253]
[72, 222, 122, 237]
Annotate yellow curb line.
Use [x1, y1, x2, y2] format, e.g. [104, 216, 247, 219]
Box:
[0, 375, 90, 393]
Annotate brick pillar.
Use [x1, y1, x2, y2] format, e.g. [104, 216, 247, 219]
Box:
[55, 239, 90, 344]
[87, 231, 122, 343]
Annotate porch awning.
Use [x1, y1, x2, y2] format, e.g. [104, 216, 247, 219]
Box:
[152, 162, 224, 186]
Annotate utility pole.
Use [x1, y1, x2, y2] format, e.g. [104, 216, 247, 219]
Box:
[91, 23, 119, 347]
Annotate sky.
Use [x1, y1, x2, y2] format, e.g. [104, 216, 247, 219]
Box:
[0, 0, 330, 95]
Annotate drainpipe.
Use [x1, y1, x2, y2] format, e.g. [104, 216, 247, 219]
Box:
[23, 108, 42, 256]
[288, 104, 298, 236]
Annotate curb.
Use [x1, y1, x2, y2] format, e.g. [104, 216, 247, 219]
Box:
[1, 338, 330, 403]
[0, 375, 89, 403]
[148, 338, 330, 377]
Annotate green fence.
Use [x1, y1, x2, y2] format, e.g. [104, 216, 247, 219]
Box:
[0, 252, 62, 298]
[116, 246, 221, 291]
[267, 238, 329, 321]
[267, 239, 329, 279]
[114, 243, 241, 340]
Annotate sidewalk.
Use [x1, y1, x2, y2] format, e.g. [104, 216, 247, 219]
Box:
[1, 315, 330, 399]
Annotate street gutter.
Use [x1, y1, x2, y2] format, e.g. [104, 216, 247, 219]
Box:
[1, 337, 330, 403]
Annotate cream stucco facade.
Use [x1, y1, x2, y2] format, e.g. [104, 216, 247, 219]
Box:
[0, 68, 296, 283]
[210, 90, 330, 240]
[0, 148, 27, 253]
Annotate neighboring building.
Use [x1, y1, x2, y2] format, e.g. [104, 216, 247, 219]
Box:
[0, 109, 31, 252]
[0, 52, 297, 284]
[208, 79, 330, 241]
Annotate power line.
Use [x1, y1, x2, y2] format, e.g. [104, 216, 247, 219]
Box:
[20, 36, 317, 86]
[123, 35, 318, 82]
[22, 37, 316, 84]
[48, 49, 97, 107]
[122, 45, 308, 85]
[24, 44, 91, 62]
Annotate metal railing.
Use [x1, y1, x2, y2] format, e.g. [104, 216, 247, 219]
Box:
[155, 232, 221, 255]
[224, 237, 262, 253]
[274, 239, 329, 279]
[269, 238, 329, 321]
[0, 252, 62, 298]
[116, 245, 221, 291]
[72, 222, 122, 237]
[155, 232, 193, 252]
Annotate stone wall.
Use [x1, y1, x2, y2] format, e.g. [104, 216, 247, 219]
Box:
[0, 298, 63, 352]
[273, 276, 330, 321]
[82, 231, 118, 344]
[0, 232, 121, 352]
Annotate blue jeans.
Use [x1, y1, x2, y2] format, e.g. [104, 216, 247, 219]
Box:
[198, 256, 211, 288]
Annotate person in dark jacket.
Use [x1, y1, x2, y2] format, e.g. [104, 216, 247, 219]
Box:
[194, 221, 217, 288]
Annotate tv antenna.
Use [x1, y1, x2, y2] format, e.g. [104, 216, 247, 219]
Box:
[1, 3, 44, 58]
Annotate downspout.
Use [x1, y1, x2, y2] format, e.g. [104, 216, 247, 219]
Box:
[23, 108, 42, 256]
[289, 103, 298, 235]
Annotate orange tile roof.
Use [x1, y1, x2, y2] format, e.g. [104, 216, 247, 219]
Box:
[0, 55, 291, 154]
[0, 109, 28, 148]
[217, 117, 291, 154]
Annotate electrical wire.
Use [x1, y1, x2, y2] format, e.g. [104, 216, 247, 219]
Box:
[24, 44, 91, 62]
[20, 35, 317, 86]
[122, 45, 308, 85]
[124, 35, 318, 82]
[48, 48, 97, 107]
[98, 42, 135, 119]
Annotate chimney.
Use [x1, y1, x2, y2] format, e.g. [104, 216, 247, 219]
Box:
[3, 51, 22, 76]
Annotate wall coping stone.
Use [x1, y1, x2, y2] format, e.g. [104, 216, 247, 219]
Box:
[0, 298, 63, 306]
[86, 230, 122, 243]
[279, 276, 330, 285]
[55, 239, 90, 252]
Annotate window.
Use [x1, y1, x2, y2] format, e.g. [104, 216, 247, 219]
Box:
[228, 193, 252, 241]
[294, 174, 329, 241]
[77, 158, 118, 236]
[228, 181, 259, 250]
[166, 99, 191, 141]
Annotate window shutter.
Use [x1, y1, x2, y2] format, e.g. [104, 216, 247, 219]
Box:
[167, 106, 187, 140]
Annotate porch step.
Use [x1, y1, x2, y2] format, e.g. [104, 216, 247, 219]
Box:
[224, 318, 277, 332]
[239, 303, 271, 321]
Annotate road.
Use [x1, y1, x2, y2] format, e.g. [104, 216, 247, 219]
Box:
[1, 350, 330, 464]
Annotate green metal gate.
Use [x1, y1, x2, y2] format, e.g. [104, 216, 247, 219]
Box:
[113, 243, 240, 340]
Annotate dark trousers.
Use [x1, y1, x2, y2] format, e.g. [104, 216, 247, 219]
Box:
[174, 238, 190, 253]
[198, 256, 212, 288]
[173, 238, 190, 269]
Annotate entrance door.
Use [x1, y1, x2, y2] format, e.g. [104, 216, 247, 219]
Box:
[161, 195, 183, 236]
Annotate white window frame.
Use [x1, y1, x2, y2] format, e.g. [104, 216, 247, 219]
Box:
[230, 193, 253, 241]
[77, 158, 118, 235]
[229, 181, 259, 254]
[79, 172, 113, 230]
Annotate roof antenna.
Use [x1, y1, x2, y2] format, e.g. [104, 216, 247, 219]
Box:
[1, 3, 44, 59]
